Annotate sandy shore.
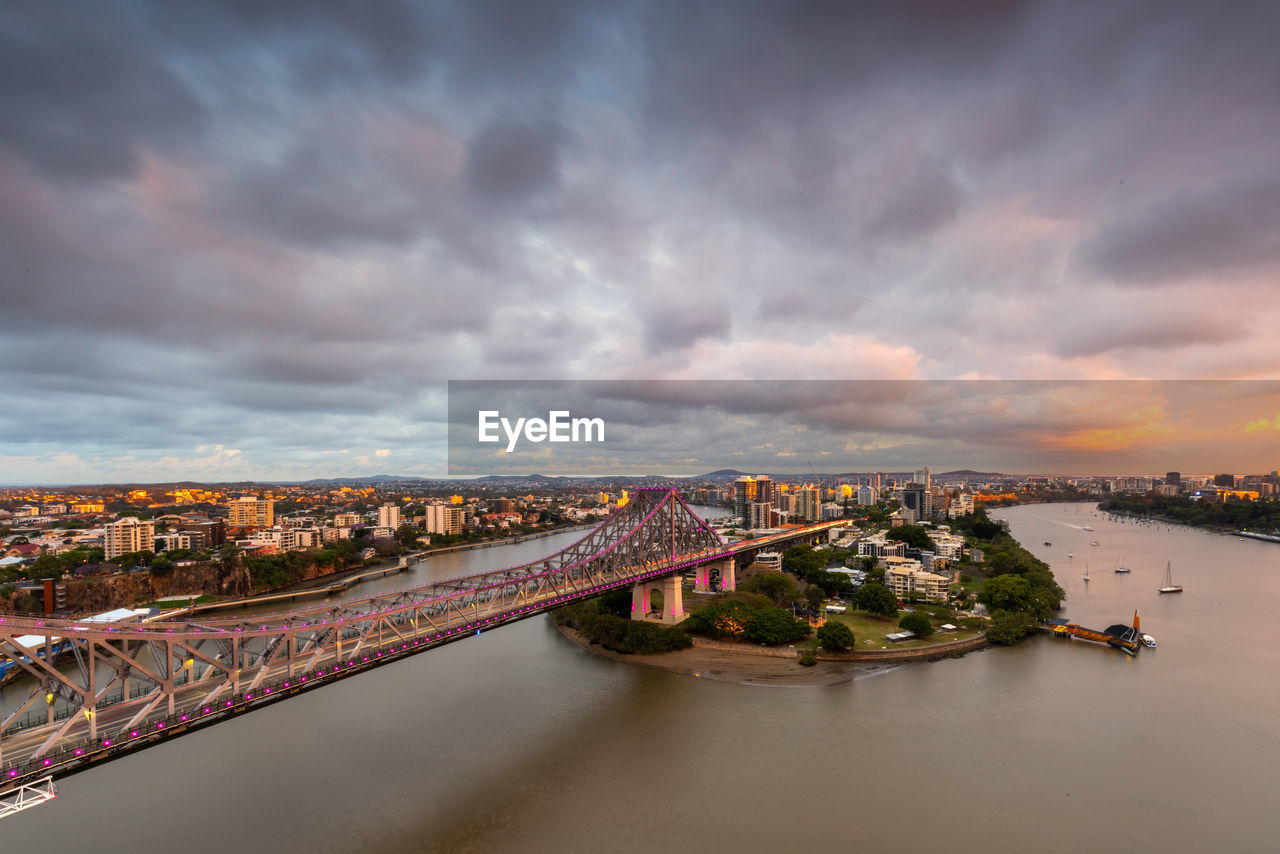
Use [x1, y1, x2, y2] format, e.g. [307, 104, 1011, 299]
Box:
[554, 624, 892, 686]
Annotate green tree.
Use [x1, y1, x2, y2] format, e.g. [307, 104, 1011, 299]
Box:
[885, 525, 936, 551]
[816, 620, 855, 651]
[979, 574, 1034, 613]
[744, 607, 811, 645]
[739, 572, 798, 607]
[898, 612, 933, 637]
[781, 545, 825, 580]
[854, 582, 898, 617]
[986, 609, 1037, 645]
[805, 583, 826, 613]
[394, 524, 421, 548]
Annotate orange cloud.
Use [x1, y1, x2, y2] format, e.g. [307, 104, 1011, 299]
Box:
[1244, 415, 1280, 433]
[1042, 422, 1177, 452]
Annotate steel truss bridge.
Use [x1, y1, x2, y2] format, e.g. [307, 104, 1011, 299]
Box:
[0, 488, 841, 802]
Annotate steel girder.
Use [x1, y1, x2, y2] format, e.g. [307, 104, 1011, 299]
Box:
[0, 488, 728, 791]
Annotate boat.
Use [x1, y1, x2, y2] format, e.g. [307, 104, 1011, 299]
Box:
[1158, 561, 1183, 594]
[1090, 540, 1100, 546]
[1141, 634, 1157, 647]
[1082, 526, 1094, 531]
[1083, 561, 1090, 582]
[1114, 554, 1131, 574]
[1044, 541, 1052, 546]
[1067, 552, 1074, 558]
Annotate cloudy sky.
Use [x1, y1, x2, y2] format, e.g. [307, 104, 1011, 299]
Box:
[2, 1, 1278, 483]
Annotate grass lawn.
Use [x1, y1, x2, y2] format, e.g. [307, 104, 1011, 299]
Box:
[144, 594, 218, 608]
[807, 608, 986, 650]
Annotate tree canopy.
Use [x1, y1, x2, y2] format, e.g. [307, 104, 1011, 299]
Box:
[816, 620, 855, 651]
[854, 582, 898, 617]
[885, 524, 936, 551]
[898, 612, 933, 637]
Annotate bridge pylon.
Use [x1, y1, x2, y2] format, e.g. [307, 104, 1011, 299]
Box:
[630, 576, 685, 625]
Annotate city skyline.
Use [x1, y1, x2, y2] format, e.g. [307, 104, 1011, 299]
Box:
[3, 2, 1279, 483]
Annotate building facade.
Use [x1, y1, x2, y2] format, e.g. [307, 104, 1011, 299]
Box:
[104, 517, 156, 560]
[228, 496, 274, 528]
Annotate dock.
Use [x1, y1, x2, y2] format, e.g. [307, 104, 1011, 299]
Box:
[1045, 610, 1144, 655]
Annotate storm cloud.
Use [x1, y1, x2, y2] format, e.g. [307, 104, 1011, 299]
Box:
[2, 1, 1279, 482]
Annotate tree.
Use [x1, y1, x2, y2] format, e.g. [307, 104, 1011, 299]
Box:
[739, 572, 798, 607]
[885, 525, 936, 551]
[394, 524, 421, 548]
[805, 583, 826, 613]
[816, 620, 855, 652]
[986, 609, 1037, 645]
[854, 582, 898, 617]
[898, 612, 933, 637]
[744, 607, 811, 645]
[979, 574, 1034, 613]
[781, 545, 825, 580]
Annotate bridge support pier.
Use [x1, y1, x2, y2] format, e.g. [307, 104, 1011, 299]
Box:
[716, 557, 737, 592]
[694, 564, 712, 593]
[630, 576, 685, 625]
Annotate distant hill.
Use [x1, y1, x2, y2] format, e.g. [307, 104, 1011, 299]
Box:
[936, 469, 1013, 480]
[700, 469, 748, 479]
[301, 474, 430, 485]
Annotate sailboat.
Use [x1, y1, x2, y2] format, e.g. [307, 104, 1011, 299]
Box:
[1083, 561, 1090, 582]
[1159, 561, 1182, 594]
[1114, 554, 1131, 574]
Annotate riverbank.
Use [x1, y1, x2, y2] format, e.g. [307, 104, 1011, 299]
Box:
[554, 622, 989, 686]
[1103, 506, 1280, 540]
[555, 623, 868, 685]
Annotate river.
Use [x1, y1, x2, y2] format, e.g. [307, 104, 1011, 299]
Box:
[3, 503, 1278, 852]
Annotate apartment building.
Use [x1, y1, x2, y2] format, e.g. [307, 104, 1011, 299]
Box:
[228, 496, 274, 528]
[104, 517, 156, 560]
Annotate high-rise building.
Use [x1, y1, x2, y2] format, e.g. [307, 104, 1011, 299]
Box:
[104, 517, 156, 560]
[1165, 472, 1181, 489]
[424, 503, 468, 536]
[748, 502, 772, 529]
[796, 486, 821, 523]
[856, 486, 877, 506]
[754, 476, 775, 507]
[898, 487, 927, 523]
[733, 476, 756, 523]
[228, 496, 274, 528]
[913, 467, 931, 489]
[378, 503, 401, 529]
[1213, 473, 1235, 488]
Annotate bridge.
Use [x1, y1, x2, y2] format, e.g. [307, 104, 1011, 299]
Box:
[0, 488, 843, 807]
